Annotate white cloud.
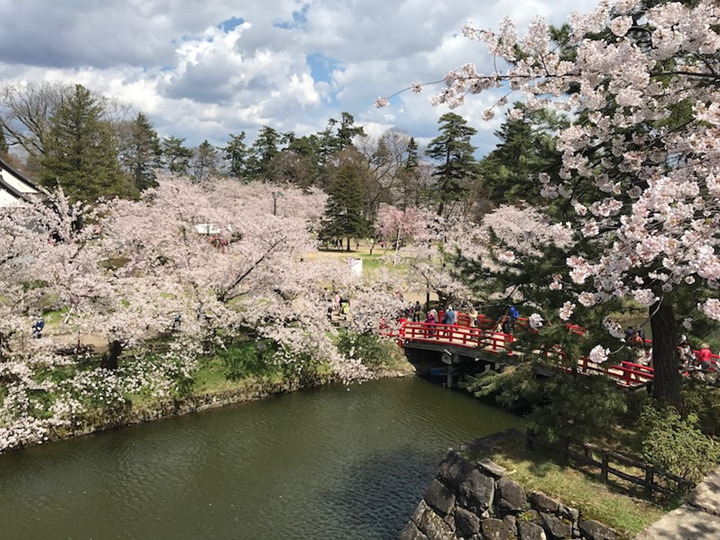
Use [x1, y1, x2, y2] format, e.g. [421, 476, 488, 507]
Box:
[0, 0, 601, 152]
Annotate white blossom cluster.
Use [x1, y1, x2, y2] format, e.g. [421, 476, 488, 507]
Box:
[379, 0, 720, 343]
[0, 177, 406, 451]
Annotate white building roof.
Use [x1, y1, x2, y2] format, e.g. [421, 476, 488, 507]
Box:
[0, 155, 47, 207]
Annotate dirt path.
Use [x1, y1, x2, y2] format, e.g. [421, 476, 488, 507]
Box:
[636, 468, 720, 538]
[41, 332, 110, 353]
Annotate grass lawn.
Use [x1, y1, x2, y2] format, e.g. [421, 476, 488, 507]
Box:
[467, 430, 675, 538]
[311, 238, 410, 274]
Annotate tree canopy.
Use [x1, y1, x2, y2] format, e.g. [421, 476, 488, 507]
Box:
[379, 0, 720, 405]
[425, 112, 480, 217]
[40, 84, 127, 202]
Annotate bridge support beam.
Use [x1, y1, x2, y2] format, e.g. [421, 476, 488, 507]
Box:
[441, 352, 460, 388]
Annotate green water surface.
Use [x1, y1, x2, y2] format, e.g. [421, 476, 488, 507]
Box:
[0, 377, 521, 539]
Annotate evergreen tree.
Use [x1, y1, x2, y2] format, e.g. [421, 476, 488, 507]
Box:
[318, 112, 365, 159]
[425, 112, 480, 216]
[162, 136, 193, 176]
[314, 113, 366, 188]
[119, 112, 162, 192]
[246, 126, 282, 181]
[191, 140, 219, 183]
[0, 126, 7, 155]
[283, 134, 323, 187]
[478, 105, 566, 207]
[222, 132, 249, 180]
[40, 84, 125, 202]
[320, 157, 368, 250]
[335, 112, 366, 148]
[398, 136, 419, 210]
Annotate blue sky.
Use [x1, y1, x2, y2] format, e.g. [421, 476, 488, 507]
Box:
[0, 0, 601, 158]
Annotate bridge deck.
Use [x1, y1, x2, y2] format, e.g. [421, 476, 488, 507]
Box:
[392, 318, 655, 389]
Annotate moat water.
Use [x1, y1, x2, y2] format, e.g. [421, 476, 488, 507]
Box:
[0, 377, 521, 539]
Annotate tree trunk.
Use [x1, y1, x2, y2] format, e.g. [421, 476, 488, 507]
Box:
[649, 301, 681, 407]
[101, 339, 123, 371]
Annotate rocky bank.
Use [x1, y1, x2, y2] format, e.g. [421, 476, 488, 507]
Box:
[401, 430, 621, 540]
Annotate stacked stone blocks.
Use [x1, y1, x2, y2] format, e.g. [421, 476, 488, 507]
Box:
[400, 449, 621, 540]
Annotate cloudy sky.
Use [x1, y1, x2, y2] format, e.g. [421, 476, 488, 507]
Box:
[0, 0, 601, 157]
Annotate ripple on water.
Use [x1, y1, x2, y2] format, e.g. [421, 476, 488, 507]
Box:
[0, 377, 521, 539]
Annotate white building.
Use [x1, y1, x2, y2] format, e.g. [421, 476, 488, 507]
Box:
[0, 155, 47, 207]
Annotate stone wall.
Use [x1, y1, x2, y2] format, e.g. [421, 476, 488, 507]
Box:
[400, 439, 621, 540]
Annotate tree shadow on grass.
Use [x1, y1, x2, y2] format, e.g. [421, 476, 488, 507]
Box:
[485, 430, 682, 511]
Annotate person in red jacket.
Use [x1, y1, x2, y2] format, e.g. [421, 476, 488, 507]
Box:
[696, 343, 714, 371]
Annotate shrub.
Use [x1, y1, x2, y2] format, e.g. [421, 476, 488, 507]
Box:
[216, 340, 274, 381]
[336, 331, 405, 370]
[639, 402, 720, 485]
[529, 374, 627, 444]
[467, 364, 627, 444]
[681, 381, 720, 437]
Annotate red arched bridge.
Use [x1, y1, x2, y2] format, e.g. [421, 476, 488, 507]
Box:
[387, 311, 717, 390]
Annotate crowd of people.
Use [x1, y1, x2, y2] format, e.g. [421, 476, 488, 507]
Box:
[397, 302, 520, 339]
[679, 335, 717, 375]
[399, 304, 719, 378]
[326, 291, 350, 320]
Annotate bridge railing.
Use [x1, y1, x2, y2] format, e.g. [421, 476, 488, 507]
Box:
[393, 312, 720, 387]
[576, 357, 655, 388]
[399, 321, 515, 352]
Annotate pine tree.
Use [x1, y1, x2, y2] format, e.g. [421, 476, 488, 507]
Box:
[40, 84, 125, 202]
[320, 158, 368, 250]
[222, 132, 249, 180]
[283, 134, 323, 187]
[119, 112, 162, 191]
[246, 126, 282, 181]
[162, 136, 194, 176]
[192, 140, 219, 183]
[398, 137, 419, 210]
[478, 105, 566, 207]
[425, 112, 480, 216]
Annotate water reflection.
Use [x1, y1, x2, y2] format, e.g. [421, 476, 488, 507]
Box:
[0, 377, 521, 539]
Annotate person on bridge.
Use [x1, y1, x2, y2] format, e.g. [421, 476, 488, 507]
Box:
[506, 305, 519, 333]
[697, 343, 714, 372]
[441, 305, 457, 338]
[624, 325, 636, 343]
[413, 301, 422, 322]
[442, 305, 457, 326]
[679, 335, 696, 369]
[468, 308, 479, 328]
[425, 309, 437, 336]
[636, 326, 646, 344]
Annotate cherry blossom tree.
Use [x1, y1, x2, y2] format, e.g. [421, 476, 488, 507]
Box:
[389, 208, 472, 309]
[98, 175, 375, 378]
[0, 175, 405, 452]
[379, 0, 720, 404]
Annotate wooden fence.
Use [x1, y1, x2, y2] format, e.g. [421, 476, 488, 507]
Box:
[526, 429, 694, 498]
